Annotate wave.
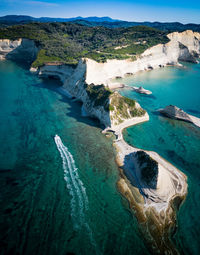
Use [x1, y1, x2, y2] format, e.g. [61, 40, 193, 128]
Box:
[54, 134, 99, 253]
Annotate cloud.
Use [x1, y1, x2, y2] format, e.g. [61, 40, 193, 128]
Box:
[25, 1, 59, 7]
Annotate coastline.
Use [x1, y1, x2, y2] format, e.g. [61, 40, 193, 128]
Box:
[1, 29, 197, 254]
[110, 113, 188, 254]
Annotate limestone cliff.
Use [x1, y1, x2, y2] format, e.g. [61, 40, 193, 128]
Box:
[37, 60, 145, 128]
[1, 30, 199, 130]
[0, 38, 38, 63]
[32, 30, 200, 129]
[85, 30, 200, 85]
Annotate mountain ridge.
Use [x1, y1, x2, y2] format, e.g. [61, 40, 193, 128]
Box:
[0, 15, 200, 32]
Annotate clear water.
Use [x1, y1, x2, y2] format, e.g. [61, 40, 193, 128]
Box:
[0, 60, 150, 255]
[119, 62, 200, 255]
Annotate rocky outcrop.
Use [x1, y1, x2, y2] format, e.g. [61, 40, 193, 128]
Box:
[159, 105, 200, 128]
[0, 38, 38, 64]
[132, 86, 152, 95]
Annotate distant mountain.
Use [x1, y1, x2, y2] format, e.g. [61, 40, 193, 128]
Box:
[72, 20, 200, 32]
[0, 15, 120, 23]
[0, 15, 200, 32]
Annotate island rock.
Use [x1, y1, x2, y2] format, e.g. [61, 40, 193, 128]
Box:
[159, 105, 200, 128]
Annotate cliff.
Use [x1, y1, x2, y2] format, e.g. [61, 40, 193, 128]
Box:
[0, 38, 38, 63]
[0, 29, 191, 253]
[34, 60, 145, 128]
[85, 30, 200, 86]
[1, 30, 198, 129]
[27, 30, 199, 129]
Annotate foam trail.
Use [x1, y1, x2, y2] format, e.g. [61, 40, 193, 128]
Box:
[54, 135, 99, 253]
[55, 135, 84, 224]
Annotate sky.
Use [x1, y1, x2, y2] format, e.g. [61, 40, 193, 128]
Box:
[0, 0, 200, 24]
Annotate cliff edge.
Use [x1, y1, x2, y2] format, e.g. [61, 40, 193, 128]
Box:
[85, 30, 200, 86]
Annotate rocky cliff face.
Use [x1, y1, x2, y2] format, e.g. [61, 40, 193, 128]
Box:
[85, 30, 200, 85]
[36, 60, 145, 129]
[34, 30, 200, 129]
[0, 38, 38, 64]
[1, 30, 199, 129]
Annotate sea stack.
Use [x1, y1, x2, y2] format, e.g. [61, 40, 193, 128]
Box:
[132, 86, 152, 95]
[159, 105, 200, 127]
[159, 105, 192, 122]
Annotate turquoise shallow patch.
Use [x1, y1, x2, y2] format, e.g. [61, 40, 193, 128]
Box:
[119, 62, 200, 254]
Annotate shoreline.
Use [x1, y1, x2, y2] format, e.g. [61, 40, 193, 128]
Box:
[109, 113, 188, 254]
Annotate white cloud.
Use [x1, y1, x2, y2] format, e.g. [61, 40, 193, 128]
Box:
[26, 1, 59, 7]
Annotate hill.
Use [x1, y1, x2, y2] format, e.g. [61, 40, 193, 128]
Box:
[0, 22, 169, 67]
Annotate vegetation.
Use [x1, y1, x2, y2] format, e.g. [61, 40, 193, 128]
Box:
[136, 151, 158, 189]
[86, 84, 112, 111]
[84, 84, 146, 120]
[107, 93, 146, 125]
[0, 22, 169, 67]
[110, 94, 146, 121]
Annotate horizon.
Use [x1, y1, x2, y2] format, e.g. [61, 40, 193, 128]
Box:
[0, 0, 200, 24]
[1, 14, 200, 25]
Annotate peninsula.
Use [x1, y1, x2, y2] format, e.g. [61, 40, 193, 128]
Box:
[1, 22, 200, 253]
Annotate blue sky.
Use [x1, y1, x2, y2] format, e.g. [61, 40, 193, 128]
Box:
[0, 0, 200, 23]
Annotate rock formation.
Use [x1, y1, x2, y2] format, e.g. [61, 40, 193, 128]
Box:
[132, 86, 152, 95]
[159, 105, 200, 128]
[32, 60, 146, 129]
[0, 38, 38, 63]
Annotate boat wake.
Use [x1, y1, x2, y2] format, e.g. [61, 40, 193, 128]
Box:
[54, 135, 98, 252]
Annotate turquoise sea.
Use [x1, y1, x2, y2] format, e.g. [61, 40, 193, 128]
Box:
[119, 62, 200, 255]
[0, 60, 148, 255]
[0, 60, 200, 255]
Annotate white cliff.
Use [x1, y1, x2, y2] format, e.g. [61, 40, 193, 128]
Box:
[32, 31, 200, 130]
[0, 38, 38, 63]
[85, 30, 200, 86]
[37, 60, 146, 129]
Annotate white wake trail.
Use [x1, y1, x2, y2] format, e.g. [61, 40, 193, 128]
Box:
[55, 134, 85, 225]
[54, 135, 99, 253]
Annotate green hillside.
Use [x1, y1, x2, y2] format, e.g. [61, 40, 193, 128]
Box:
[0, 22, 169, 67]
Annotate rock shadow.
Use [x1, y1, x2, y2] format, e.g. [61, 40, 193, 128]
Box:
[32, 77, 103, 129]
[122, 151, 158, 193]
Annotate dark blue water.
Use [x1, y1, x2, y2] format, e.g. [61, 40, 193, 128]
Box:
[0, 60, 150, 255]
[119, 62, 200, 255]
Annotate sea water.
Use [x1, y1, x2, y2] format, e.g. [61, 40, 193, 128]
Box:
[1, 60, 199, 255]
[0, 60, 149, 255]
[119, 62, 200, 255]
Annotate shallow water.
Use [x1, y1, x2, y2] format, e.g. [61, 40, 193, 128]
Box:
[0, 60, 150, 255]
[119, 62, 200, 255]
